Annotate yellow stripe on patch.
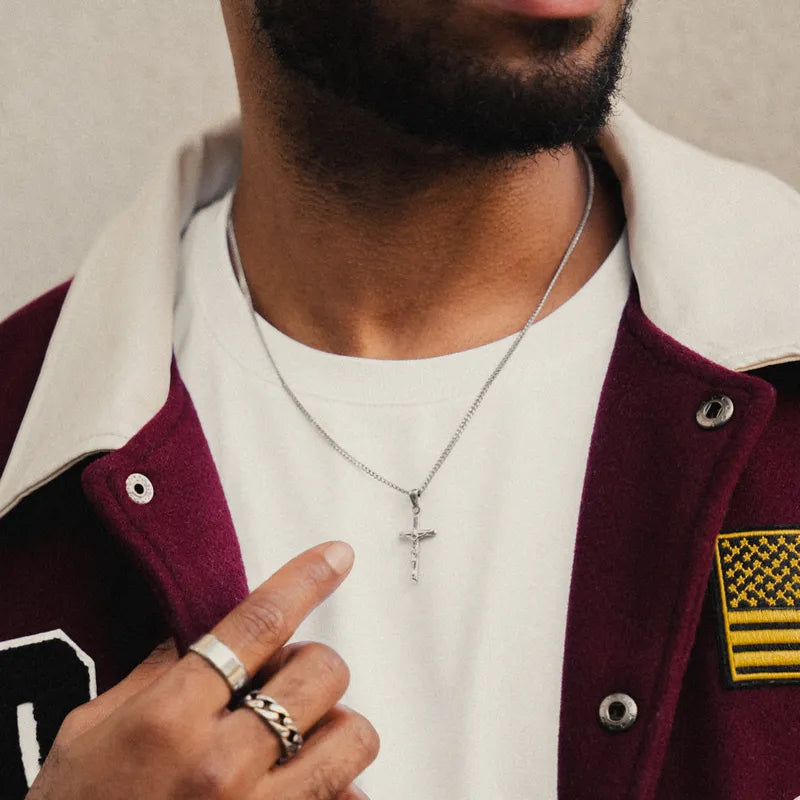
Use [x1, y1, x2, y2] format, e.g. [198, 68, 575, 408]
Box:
[727, 609, 800, 624]
[730, 629, 800, 646]
[733, 649, 800, 668]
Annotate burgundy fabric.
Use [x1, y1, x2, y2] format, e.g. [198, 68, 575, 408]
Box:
[656, 367, 800, 799]
[0, 463, 170, 796]
[0, 465, 167, 693]
[557, 286, 781, 799]
[81, 360, 249, 652]
[1, 280, 800, 799]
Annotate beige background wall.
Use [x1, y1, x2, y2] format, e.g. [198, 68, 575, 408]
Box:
[1, 1, 798, 318]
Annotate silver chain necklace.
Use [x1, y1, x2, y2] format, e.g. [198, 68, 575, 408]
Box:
[227, 147, 595, 583]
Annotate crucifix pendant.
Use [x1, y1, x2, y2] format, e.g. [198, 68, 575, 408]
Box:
[398, 491, 436, 583]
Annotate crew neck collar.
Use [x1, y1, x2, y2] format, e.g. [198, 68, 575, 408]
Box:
[181, 189, 632, 406]
[1, 100, 798, 518]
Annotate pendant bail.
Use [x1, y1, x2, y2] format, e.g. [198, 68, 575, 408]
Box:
[409, 490, 421, 515]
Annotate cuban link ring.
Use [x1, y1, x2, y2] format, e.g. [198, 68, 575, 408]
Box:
[188, 633, 250, 695]
[240, 692, 304, 765]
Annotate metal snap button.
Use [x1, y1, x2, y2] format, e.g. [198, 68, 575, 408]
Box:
[598, 693, 638, 732]
[125, 473, 154, 505]
[696, 395, 734, 430]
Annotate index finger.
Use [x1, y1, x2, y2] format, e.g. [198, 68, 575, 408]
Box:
[181, 540, 354, 708]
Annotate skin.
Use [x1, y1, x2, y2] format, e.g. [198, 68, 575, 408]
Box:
[28, 543, 378, 799]
[221, 0, 631, 358]
[28, 1, 633, 796]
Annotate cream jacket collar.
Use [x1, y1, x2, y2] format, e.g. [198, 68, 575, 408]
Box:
[1, 101, 799, 519]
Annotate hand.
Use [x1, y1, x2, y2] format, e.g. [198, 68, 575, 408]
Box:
[27, 541, 377, 800]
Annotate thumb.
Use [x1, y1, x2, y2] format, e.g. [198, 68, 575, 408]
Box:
[61, 639, 179, 740]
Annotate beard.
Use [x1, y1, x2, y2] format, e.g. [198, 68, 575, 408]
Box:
[251, 0, 633, 162]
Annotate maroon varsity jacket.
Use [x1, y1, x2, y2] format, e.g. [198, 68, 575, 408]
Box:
[2, 107, 800, 799]
[1, 276, 799, 799]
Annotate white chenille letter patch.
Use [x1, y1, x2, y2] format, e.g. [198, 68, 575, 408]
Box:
[0, 629, 96, 793]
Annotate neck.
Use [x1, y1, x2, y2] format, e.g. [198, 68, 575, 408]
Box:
[228, 64, 626, 360]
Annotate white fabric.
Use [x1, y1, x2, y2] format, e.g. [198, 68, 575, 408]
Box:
[0, 100, 795, 796]
[2, 101, 799, 520]
[173, 188, 632, 798]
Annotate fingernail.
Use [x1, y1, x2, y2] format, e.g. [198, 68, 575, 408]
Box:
[324, 541, 355, 574]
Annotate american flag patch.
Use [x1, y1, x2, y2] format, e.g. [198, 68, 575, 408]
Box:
[714, 530, 800, 686]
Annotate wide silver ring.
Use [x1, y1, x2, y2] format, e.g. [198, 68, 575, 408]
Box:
[240, 691, 304, 765]
[188, 633, 249, 695]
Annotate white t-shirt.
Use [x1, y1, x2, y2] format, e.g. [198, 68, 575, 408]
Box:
[174, 190, 631, 799]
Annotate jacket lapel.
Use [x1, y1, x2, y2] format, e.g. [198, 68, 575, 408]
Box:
[80, 360, 249, 652]
[55, 281, 782, 794]
[558, 285, 776, 800]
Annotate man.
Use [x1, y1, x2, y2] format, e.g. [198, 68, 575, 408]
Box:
[1, 0, 799, 797]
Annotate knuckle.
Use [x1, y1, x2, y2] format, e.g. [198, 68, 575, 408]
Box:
[346, 712, 381, 763]
[183, 753, 235, 799]
[56, 704, 88, 742]
[232, 591, 287, 645]
[147, 638, 179, 665]
[272, 671, 312, 722]
[129, 699, 184, 750]
[307, 642, 350, 691]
